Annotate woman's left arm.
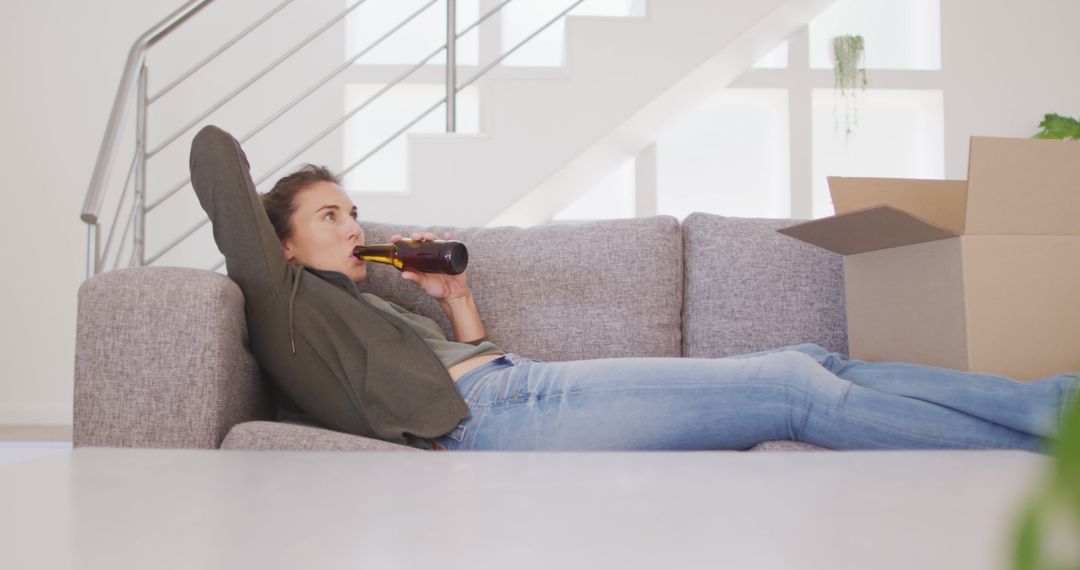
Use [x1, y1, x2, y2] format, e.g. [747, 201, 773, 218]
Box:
[394, 231, 487, 343]
[438, 291, 487, 344]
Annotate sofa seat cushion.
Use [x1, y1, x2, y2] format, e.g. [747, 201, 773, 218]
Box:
[357, 216, 684, 361]
[682, 213, 849, 358]
[221, 421, 418, 452]
[222, 421, 829, 453]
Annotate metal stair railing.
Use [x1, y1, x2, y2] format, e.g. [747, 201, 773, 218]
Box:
[80, 0, 213, 276]
[81, 0, 589, 277]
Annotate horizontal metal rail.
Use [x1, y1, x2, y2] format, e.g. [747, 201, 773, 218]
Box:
[248, 0, 522, 187]
[81, 0, 215, 224]
[147, 0, 297, 104]
[112, 199, 139, 271]
[238, 0, 440, 144]
[461, 0, 514, 41]
[146, 0, 441, 213]
[144, 0, 520, 264]
[342, 0, 586, 176]
[338, 97, 445, 179]
[253, 42, 447, 187]
[459, 0, 585, 91]
[145, 0, 372, 159]
[144, 216, 210, 265]
[93, 0, 593, 272]
[98, 153, 138, 270]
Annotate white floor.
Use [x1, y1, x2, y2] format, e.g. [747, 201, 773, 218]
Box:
[0, 441, 72, 466]
[0, 424, 73, 466]
[0, 447, 1050, 570]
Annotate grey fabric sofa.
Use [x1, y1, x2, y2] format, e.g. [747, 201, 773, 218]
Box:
[74, 213, 847, 452]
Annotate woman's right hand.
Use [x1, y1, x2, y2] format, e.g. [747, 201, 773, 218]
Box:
[389, 232, 473, 304]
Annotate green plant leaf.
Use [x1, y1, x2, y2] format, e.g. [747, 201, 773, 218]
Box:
[1054, 392, 1080, 514]
[1014, 499, 1041, 570]
[1014, 385, 1080, 569]
[1035, 113, 1080, 140]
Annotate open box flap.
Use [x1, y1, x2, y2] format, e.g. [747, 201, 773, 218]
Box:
[965, 137, 1080, 235]
[777, 205, 959, 255]
[827, 176, 968, 235]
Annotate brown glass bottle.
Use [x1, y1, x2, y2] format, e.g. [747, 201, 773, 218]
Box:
[353, 239, 469, 275]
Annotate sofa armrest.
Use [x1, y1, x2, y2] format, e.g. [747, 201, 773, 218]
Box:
[74, 267, 272, 449]
[221, 421, 420, 452]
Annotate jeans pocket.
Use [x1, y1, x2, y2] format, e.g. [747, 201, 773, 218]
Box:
[490, 362, 534, 406]
[445, 421, 467, 443]
[433, 420, 468, 451]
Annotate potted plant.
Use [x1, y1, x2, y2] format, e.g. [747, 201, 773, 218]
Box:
[1033, 113, 1080, 140]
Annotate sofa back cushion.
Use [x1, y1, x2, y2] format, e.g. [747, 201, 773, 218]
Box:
[681, 213, 848, 358]
[357, 216, 683, 361]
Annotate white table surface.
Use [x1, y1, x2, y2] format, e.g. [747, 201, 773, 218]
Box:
[0, 447, 1049, 570]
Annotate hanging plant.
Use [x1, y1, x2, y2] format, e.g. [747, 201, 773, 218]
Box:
[832, 34, 868, 138]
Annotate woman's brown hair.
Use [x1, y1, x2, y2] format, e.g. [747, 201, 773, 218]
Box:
[261, 164, 340, 240]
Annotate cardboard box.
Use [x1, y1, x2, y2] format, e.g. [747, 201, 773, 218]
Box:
[778, 137, 1080, 381]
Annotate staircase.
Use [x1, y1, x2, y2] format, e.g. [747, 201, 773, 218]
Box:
[80, 0, 836, 275]
[390, 0, 837, 227]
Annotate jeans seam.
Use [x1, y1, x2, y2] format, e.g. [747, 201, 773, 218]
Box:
[787, 385, 812, 442]
[819, 402, 1036, 450]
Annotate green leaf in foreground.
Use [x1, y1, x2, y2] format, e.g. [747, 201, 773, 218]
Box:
[1013, 380, 1080, 569]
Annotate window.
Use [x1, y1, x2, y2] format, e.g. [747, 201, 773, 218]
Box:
[647, 0, 942, 222]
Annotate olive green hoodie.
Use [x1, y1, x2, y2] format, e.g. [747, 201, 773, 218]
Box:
[189, 125, 469, 450]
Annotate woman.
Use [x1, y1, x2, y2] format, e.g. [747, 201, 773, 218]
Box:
[191, 125, 1080, 453]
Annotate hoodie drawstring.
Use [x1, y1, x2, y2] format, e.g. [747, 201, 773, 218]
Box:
[289, 267, 302, 354]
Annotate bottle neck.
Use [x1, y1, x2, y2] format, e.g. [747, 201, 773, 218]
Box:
[353, 244, 399, 269]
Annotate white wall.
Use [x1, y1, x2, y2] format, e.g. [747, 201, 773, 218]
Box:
[0, 0, 1078, 425]
[0, 1, 180, 424]
[0, 0, 343, 424]
[941, 0, 1080, 178]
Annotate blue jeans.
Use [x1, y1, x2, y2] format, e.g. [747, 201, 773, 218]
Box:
[432, 343, 1080, 453]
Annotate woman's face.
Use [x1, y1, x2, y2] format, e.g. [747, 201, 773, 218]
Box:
[280, 180, 367, 282]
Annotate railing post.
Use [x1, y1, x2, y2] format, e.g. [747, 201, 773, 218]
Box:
[134, 65, 149, 267]
[95, 222, 102, 275]
[446, 0, 456, 133]
[86, 223, 99, 278]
